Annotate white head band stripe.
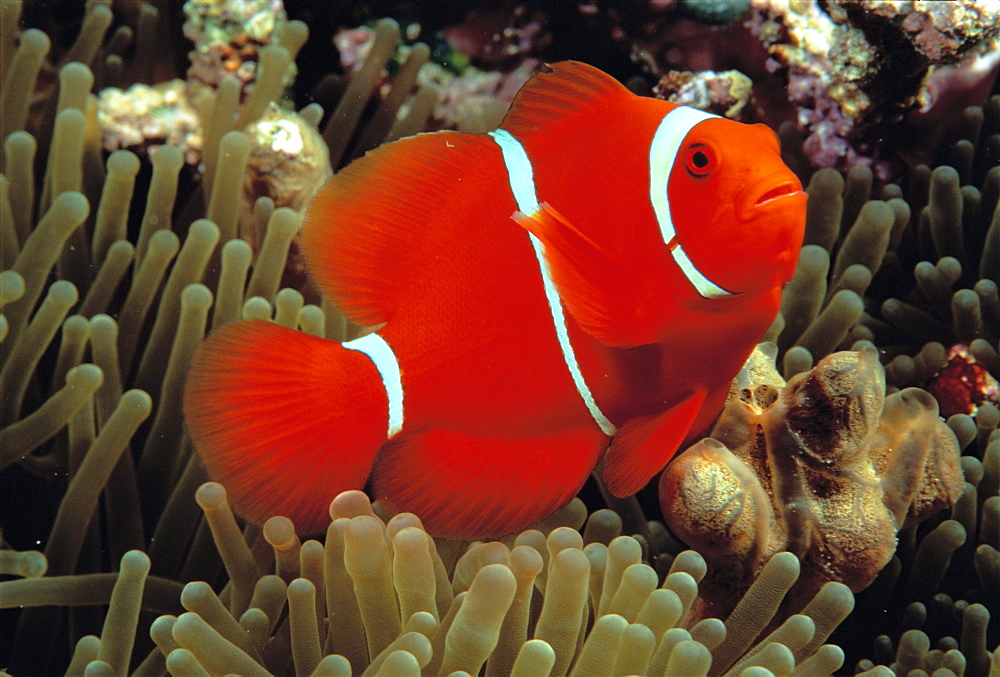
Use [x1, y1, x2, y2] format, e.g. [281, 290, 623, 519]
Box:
[648, 107, 737, 300]
[343, 332, 404, 438]
[490, 129, 618, 437]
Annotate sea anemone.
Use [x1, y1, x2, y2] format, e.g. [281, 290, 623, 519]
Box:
[4, 486, 857, 675]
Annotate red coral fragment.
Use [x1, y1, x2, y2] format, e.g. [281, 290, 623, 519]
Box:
[923, 343, 1000, 417]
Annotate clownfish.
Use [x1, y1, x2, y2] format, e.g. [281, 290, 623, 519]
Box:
[183, 61, 806, 540]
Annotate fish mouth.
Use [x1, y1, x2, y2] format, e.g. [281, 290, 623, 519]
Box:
[754, 181, 801, 207]
[739, 176, 805, 222]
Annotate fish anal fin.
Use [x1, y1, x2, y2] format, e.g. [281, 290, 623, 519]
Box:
[501, 61, 632, 140]
[372, 426, 609, 540]
[183, 320, 389, 533]
[514, 203, 658, 348]
[602, 391, 707, 497]
[302, 132, 501, 326]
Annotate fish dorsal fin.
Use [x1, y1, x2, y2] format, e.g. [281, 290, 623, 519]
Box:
[302, 131, 498, 327]
[500, 61, 632, 140]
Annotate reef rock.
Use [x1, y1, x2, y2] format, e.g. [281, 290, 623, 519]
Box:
[654, 69, 754, 118]
[659, 343, 963, 620]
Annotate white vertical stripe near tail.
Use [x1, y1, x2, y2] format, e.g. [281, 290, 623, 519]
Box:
[489, 129, 618, 436]
[343, 332, 404, 438]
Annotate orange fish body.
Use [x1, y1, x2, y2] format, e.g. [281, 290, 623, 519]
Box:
[183, 62, 807, 539]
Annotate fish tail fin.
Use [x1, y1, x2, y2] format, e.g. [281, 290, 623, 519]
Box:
[182, 320, 390, 533]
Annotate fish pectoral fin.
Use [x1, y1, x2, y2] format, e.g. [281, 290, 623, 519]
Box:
[601, 391, 707, 497]
[371, 426, 609, 540]
[514, 203, 659, 348]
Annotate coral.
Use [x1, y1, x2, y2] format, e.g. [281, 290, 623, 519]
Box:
[653, 68, 754, 118]
[645, 47, 1000, 672]
[94, 0, 308, 168]
[724, 85, 999, 677]
[331, 17, 539, 136]
[333, 24, 377, 72]
[320, 19, 439, 169]
[773, 94, 1000, 389]
[577, 0, 1000, 174]
[239, 103, 331, 290]
[749, 0, 879, 170]
[0, 0, 357, 669]
[97, 80, 203, 164]
[829, 1, 1000, 65]
[924, 343, 1000, 417]
[419, 58, 537, 133]
[182, 0, 291, 97]
[661, 343, 963, 619]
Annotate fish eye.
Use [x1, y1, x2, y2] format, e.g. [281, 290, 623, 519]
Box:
[684, 144, 716, 177]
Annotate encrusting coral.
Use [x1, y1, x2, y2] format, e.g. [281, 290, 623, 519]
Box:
[0, 0, 998, 675]
[578, 0, 1000, 175]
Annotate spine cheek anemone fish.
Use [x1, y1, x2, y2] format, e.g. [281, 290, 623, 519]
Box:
[183, 61, 807, 540]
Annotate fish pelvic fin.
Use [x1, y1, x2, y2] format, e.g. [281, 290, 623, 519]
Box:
[302, 131, 501, 327]
[372, 426, 609, 540]
[183, 320, 392, 533]
[514, 203, 659, 348]
[602, 391, 706, 497]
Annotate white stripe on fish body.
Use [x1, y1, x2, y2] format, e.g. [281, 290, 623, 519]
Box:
[490, 129, 540, 215]
[489, 128, 618, 437]
[648, 106, 738, 300]
[343, 332, 404, 438]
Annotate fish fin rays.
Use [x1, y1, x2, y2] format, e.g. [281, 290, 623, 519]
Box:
[501, 61, 631, 139]
[515, 203, 659, 348]
[183, 320, 388, 533]
[302, 131, 500, 326]
[372, 426, 609, 539]
[602, 391, 706, 497]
